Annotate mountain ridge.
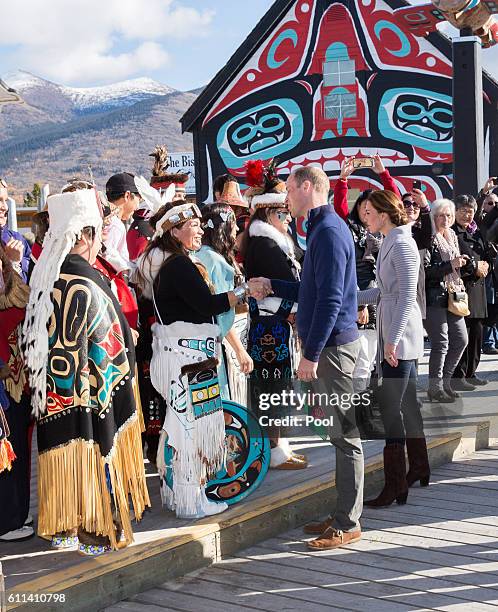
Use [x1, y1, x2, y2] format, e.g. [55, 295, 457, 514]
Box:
[2, 70, 177, 115]
[0, 70, 196, 197]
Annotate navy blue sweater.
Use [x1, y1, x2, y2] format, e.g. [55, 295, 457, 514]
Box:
[272, 205, 359, 361]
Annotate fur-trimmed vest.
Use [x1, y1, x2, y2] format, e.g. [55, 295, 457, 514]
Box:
[245, 220, 300, 315]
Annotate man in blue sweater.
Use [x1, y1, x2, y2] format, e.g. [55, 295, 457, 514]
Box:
[252, 165, 363, 550]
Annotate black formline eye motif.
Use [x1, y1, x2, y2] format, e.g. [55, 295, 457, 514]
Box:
[227, 105, 292, 157]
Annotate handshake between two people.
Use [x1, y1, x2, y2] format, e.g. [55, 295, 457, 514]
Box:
[247, 277, 273, 300]
[246, 278, 320, 382]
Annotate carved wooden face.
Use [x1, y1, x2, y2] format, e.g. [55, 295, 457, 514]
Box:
[197, 0, 496, 249]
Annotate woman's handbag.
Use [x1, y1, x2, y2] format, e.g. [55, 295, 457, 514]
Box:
[447, 282, 470, 317]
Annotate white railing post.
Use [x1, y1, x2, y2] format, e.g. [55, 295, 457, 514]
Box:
[7, 197, 17, 232]
[40, 184, 49, 211]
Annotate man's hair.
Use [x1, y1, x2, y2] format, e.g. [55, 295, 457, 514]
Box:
[292, 166, 330, 195]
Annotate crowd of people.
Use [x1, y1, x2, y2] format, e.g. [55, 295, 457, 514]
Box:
[0, 152, 497, 555]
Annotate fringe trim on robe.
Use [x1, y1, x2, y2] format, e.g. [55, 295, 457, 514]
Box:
[37, 412, 150, 549]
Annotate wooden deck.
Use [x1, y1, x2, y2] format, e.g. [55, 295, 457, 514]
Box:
[1, 349, 497, 610]
[108, 446, 498, 612]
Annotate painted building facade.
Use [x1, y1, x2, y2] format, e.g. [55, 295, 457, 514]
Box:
[182, 0, 498, 237]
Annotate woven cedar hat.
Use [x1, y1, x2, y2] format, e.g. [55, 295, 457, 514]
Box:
[244, 159, 287, 210]
[217, 176, 248, 209]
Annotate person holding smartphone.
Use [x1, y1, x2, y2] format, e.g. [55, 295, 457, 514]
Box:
[424, 199, 472, 401]
[452, 195, 492, 388]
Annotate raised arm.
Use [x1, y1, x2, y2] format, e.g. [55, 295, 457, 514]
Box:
[373, 155, 402, 200]
[333, 157, 356, 221]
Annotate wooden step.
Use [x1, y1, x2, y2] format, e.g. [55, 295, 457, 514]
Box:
[4, 420, 490, 612]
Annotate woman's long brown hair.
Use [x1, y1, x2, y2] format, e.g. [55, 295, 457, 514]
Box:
[134, 202, 188, 293]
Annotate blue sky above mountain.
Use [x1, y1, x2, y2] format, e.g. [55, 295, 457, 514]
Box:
[1, 0, 497, 91]
[0, 0, 274, 91]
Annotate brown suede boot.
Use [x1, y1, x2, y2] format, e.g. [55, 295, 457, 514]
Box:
[365, 444, 408, 507]
[406, 437, 430, 487]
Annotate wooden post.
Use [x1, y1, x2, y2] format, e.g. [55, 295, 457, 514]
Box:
[452, 30, 485, 197]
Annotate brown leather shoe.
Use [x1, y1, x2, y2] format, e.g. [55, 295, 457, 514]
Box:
[293, 452, 308, 462]
[303, 517, 334, 535]
[273, 455, 308, 469]
[307, 527, 361, 550]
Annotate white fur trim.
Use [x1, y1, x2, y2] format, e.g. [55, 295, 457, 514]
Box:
[270, 445, 292, 467]
[249, 220, 300, 315]
[132, 248, 171, 300]
[251, 192, 287, 209]
[249, 220, 294, 257]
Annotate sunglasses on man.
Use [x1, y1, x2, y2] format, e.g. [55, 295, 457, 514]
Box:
[0, 178, 7, 189]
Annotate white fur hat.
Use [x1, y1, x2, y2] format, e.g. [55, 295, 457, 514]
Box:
[250, 192, 287, 210]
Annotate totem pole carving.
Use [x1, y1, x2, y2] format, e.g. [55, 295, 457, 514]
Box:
[394, 0, 498, 47]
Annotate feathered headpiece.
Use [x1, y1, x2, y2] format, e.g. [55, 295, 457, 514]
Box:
[22, 190, 103, 418]
[149, 145, 190, 198]
[244, 158, 287, 210]
[135, 175, 176, 214]
[150, 145, 169, 177]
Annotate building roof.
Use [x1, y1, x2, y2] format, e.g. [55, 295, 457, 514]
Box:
[180, 0, 294, 132]
[180, 0, 498, 133]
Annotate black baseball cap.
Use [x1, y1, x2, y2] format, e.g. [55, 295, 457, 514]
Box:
[105, 172, 139, 199]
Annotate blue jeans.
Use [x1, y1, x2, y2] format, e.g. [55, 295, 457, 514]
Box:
[379, 359, 425, 445]
[483, 325, 498, 349]
[483, 276, 497, 349]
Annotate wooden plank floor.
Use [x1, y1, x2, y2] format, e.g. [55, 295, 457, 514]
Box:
[108, 446, 498, 612]
[1, 349, 497, 595]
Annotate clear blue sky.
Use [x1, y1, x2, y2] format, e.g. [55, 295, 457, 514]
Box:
[0, 0, 275, 91]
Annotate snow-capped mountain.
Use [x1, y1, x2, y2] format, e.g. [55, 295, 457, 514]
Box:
[64, 77, 176, 112]
[2, 70, 176, 115]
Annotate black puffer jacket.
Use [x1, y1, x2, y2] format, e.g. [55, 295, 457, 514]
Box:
[424, 236, 476, 309]
[453, 224, 489, 319]
[347, 220, 379, 289]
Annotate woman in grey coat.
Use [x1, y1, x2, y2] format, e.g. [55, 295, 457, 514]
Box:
[359, 190, 428, 508]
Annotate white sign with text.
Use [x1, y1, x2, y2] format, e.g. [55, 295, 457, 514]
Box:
[168, 152, 195, 195]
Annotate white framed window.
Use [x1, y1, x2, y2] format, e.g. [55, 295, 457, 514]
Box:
[324, 91, 357, 120]
[323, 58, 355, 87]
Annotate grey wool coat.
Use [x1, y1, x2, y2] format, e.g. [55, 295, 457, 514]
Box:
[359, 224, 424, 362]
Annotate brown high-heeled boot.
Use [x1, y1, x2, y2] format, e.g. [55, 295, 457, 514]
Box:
[406, 437, 430, 487]
[365, 444, 408, 507]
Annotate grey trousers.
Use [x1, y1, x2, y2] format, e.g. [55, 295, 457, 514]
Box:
[312, 338, 363, 532]
[425, 306, 468, 388]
